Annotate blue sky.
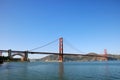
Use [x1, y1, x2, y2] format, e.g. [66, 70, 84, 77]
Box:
[0, 0, 120, 58]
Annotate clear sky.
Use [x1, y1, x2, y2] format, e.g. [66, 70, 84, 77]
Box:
[0, 0, 120, 58]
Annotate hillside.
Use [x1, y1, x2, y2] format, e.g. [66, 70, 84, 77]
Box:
[39, 53, 120, 62]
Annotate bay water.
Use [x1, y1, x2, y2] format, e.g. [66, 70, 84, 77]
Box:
[0, 61, 120, 80]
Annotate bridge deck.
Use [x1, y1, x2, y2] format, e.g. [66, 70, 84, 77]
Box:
[0, 50, 105, 57]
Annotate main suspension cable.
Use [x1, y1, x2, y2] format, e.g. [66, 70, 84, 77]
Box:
[29, 39, 58, 51]
[64, 38, 86, 54]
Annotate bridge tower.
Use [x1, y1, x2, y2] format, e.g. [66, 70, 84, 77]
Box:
[59, 37, 63, 62]
[104, 49, 108, 61]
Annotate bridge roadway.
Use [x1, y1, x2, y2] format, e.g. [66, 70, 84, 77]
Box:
[0, 50, 105, 57]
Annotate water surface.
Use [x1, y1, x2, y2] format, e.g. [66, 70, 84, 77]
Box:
[0, 61, 120, 80]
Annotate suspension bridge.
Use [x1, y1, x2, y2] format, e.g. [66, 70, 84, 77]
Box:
[0, 37, 108, 62]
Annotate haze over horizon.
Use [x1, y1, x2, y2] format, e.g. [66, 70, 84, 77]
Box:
[0, 0, 120, 58]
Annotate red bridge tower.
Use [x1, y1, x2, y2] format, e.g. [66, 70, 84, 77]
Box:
[59, 37, 63, 62]
[104, 49, 108, 61]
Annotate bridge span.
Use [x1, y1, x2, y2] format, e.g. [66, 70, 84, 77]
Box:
[0, 49, 107, 62]
[0, 38, 108, 62]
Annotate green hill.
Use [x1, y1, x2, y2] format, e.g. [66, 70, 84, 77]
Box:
[39, 53, 120, 62]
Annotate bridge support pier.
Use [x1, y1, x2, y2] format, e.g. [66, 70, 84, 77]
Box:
[8, 49, 12, 60]
[24, 51, 28, 61]
[0, 51, 2, 56]
[59, 37, 63, 62]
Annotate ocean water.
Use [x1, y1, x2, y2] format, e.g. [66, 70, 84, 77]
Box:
[0, 61, 120, 80]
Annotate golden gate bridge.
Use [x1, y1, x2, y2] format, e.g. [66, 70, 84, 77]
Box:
[0, 37, 108, 62]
